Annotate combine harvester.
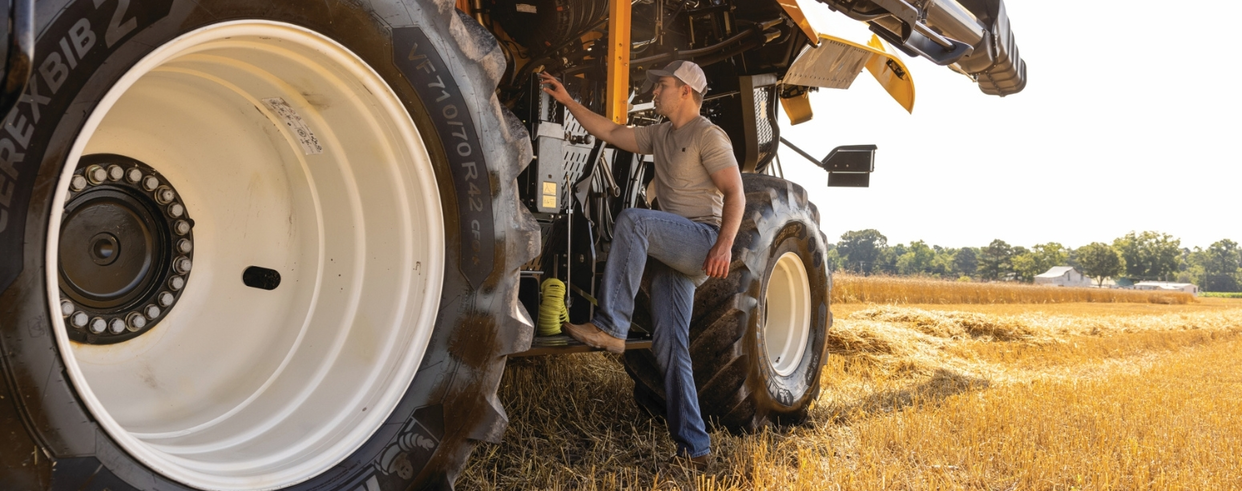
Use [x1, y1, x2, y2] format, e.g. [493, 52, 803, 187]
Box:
[0, 0, 1023, 488]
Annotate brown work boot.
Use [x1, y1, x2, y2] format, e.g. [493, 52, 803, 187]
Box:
[561, 321, 624, 354]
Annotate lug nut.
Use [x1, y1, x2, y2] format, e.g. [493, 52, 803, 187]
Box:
[60, 299, 75, 316]
[176, 239, 193, 254]
[169, 276, 186, 291]
[89, 317, 107, 334]
[69, 311, 89, 329]
[86, 165, 107, 184]
[174, 257, 193, 274]
[107, 165, 124, 181]
[126, 312, 147, 332]
[109, 318, 126, 334]
[174, 220, 191, 236]
[158, 291, 175, 307]
[154, 186, 176, 204]
[126, 168, 143, 183]
[144, 305, 161, 319]
[168, 203, 185, 218]
[69, 175, 88, 192]
[142, 175, 160, 191]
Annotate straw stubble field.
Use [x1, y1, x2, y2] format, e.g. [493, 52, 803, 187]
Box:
[461, 276, 1242, 490]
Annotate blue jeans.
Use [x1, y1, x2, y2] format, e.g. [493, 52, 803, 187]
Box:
[594, 208, 717, 458]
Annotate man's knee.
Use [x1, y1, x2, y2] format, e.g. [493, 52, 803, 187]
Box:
[615, 208, 648, 234]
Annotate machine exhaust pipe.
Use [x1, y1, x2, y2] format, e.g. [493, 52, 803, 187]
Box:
[858, 0, 1026, 96]
[920, 0, 1025, 96]
[923, 0, 985, 49]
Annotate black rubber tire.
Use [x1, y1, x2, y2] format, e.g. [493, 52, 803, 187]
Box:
[0, 1, 537, 489]
[622, 174, 832, 433]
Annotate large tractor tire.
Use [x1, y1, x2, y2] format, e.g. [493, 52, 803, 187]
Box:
[623, 174, 831, 432]
[0, 1, 538, 490]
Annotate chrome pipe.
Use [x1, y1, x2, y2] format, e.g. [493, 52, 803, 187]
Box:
[924, 0, 985, 48]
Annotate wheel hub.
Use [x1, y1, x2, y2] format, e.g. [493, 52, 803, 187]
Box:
[88, 233, 120, 266]
[59, 154, 193, 343]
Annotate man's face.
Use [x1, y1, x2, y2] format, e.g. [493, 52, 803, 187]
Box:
[651, 76, 684, 117]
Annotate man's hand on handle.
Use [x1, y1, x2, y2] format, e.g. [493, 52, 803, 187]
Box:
[536, 71, 640, 153]
[539, 71, 574, 105]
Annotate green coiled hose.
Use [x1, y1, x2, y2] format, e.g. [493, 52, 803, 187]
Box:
[538, 278, 570, 336]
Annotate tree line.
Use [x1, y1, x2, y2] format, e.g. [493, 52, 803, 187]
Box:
[830, 230, 1242, 292]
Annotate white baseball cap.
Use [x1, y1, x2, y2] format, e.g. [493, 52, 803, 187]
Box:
[646, 60, 708, 94]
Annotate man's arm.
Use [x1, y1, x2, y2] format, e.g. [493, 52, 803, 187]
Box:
[539, 72, 640, 153]
[703, 165, 745, 279]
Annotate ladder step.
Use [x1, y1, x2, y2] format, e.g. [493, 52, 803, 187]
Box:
[511, 333, 652, 357]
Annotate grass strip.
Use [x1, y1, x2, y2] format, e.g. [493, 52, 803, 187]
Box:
[833, 274, 1193, 305]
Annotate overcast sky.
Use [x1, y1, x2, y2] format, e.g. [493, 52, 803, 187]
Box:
[778, 1, 1241, 250]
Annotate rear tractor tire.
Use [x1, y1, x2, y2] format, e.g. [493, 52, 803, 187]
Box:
[0, 1, 537, 489]
[623, 174, 832, 432]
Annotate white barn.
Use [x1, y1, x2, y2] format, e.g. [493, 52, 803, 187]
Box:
[1034, 266, 1094, 287]
[1134, 281, 1199, 296]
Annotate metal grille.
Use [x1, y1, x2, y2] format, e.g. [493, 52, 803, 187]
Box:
[560, 112, 595, 208]
[752, 85, 780, 174]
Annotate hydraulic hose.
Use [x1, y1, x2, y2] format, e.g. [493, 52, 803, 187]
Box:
[629, 18, 784, 70]
[538, 278, 571, 336]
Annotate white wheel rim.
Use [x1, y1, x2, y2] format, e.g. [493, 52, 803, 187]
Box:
[763, 252, 812, 377]
[45, 22, 445, 490]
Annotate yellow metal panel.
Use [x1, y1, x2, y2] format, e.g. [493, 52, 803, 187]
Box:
[864, 35, 915, 113]
[776, 0, 822, 46]
[607, 0, 632, 124]
[780, 91, 814, 125]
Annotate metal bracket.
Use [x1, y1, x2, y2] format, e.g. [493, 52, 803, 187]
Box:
[779, 137, 876, 188]
[606, 0, 632, 124]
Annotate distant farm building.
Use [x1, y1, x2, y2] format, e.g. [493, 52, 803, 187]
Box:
[1133, 281, 1199, 296]
[1034, 266, 1094, 287]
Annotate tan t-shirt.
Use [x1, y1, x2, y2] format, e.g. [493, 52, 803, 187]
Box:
[632, 116, 737, 227]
